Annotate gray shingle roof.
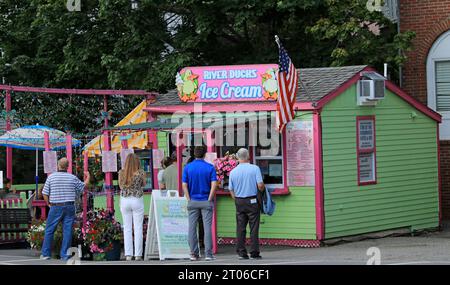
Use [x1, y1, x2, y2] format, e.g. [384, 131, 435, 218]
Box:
[151, 65, 368, 106]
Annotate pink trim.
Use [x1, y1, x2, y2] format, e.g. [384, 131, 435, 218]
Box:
[218, 237, 321, 248]
[146, 111, 159, 190]
[437, 124, 442, 226]
[103, 96, 114, 212]
[314, 66, 442, 123]
[5, 90, 12, 182]
[0, 84, 153, 96]
[121, 134, 129, 149]
[66, 134, 73, 174]
[144, 102, 316, 114]
[82, 151, 89, 227]
[282, 128, 289, 189]
[385, 81, 441, 123]
[313, 112, 325, 240]
[356, 116, 377, 186]
[205, 129, 218, 254]
[216, 187, 290, 196]
[315, 67, 371, 109]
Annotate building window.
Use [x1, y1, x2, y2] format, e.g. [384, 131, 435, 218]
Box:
[426, 29, 450, 139]
[253, 119, 283, 187]
[357, 116, 377, 185]
[436, 61, 450, 112]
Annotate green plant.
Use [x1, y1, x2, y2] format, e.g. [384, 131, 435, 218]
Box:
[80, 209, 123, 254]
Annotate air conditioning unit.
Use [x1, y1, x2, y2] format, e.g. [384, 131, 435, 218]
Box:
[357, 72, 386, 106]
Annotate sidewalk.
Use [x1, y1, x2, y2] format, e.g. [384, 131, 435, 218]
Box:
[2, 228, 450, 265]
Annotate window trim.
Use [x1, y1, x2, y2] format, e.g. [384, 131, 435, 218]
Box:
[426, 29, 450, 140]
[356, 116, 377, 186]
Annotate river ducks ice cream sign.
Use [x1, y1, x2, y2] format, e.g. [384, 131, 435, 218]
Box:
[175, 64, 279, 103]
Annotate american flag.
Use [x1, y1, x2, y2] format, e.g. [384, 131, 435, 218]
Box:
[276, 36, 298, 132]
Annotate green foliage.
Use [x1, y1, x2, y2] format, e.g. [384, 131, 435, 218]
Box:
[0, 0, 414, 134]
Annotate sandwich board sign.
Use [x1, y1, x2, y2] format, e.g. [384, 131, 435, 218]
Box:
[144, 190, 190, 261]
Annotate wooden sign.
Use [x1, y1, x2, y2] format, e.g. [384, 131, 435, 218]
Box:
[43, 151, 58, 174]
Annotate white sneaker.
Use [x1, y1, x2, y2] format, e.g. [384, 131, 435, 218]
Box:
[205, 255, 216, 261]
[125, 256, 133, 261]
[40, 255, 51, 260]
[134, 256, 142, 261]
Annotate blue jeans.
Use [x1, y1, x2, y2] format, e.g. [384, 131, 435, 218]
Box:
[41, 205, 75, 260]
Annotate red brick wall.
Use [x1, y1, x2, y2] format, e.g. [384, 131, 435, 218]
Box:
[399, 0, 450, 104]
[442, 141, 450, 220]
[399, 0, 450, 220]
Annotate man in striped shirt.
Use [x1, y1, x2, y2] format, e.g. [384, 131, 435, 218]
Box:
[40, 157, 90, 261]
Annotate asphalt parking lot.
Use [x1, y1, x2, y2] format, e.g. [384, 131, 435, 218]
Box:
[2, 226, 450, 265]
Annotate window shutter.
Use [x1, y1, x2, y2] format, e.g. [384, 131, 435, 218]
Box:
[436, 61, 450, 112]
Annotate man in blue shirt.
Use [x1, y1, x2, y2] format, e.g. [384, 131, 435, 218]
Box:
[182, 146, 217, 261]
[229, 148, 265, 260]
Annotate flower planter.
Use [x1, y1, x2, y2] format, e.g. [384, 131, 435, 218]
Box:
[105, 240, 122, 261]
[93, 253, 106, 261]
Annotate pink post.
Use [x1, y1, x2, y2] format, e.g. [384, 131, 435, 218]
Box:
[121, 133, 129, 149]
[5, 90, 12, 182]
[103, 96, 114, 213]
[313, 112, 324, 240]
[206, 129, 218, 254]
[66, 133, 73, 174]
[82, 151, 89, 227]
[147, 111, 159, 189]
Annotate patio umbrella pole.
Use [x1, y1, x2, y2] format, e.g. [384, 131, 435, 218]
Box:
[35, 148, 39, 193]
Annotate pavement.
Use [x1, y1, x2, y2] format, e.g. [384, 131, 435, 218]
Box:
[2, 227, 450, 265]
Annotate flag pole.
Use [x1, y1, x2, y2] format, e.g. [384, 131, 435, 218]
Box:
[274, 35, 281, 48]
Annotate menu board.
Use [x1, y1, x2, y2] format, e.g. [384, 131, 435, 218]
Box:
[153, 197, 190, 260]
[285, 120, 315, 186]
[120, 148, 134, 169]
[102, 151, 118, 173]
[43, 151, 58, 174]
[152, 149, 165, 169]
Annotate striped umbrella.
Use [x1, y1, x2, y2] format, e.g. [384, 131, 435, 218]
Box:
[0, 124, 81, 191]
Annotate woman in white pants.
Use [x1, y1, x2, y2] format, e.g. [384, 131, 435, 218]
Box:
[119, 153, 146, 261]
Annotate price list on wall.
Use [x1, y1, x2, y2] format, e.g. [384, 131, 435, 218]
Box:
[285, 120, 315, 187]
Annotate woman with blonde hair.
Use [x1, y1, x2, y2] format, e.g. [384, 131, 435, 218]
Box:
[119, 153, 146, 261]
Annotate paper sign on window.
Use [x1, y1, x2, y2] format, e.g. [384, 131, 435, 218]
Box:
[359, 153, 375, 182]
[102, 151, 118, 173]
[120, 149, 134, 169]
[358, 120, 374, 149]
[152, 149, 165, 169]
[205, 152, 217, 165]
[43, 151, 58, 174]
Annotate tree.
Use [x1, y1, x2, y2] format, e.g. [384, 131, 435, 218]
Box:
[0, 0, 414, 135]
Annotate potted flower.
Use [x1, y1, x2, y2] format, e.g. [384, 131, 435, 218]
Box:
[214, 152, 238, 189]
[26, 220, 46, 255]
[27, 219, 82, 259]
[81, 209, 123, 261]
